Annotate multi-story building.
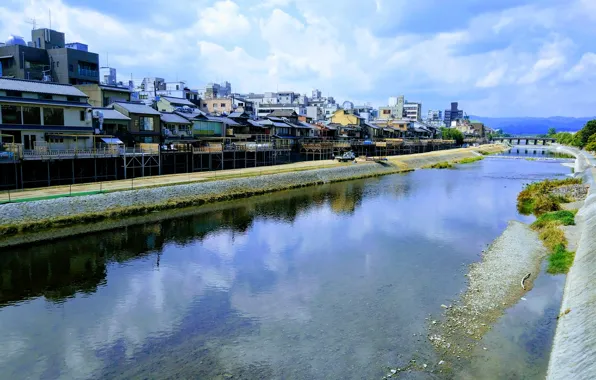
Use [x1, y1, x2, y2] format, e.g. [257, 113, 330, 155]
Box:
[100, 67, 117, 85]
[0, 77, 93, 150]
[204, 81, 231, 99]
[379, 96, 405, 120]
[404, 102, 422, 121]
[427, 109, 442, 121]
[444, 102, 464, 127]
[0, 28, 100, 85]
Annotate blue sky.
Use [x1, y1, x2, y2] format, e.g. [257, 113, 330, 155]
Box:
[1, 0, 596, 117]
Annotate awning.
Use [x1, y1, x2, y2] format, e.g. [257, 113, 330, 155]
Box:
[0, 55, 13, 60]
[101, 137, 124, 145]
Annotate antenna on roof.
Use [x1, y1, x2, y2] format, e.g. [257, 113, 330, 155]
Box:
[26, 18, 37, 30]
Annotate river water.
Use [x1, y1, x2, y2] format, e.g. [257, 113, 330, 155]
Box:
[0, 154, 570, 379]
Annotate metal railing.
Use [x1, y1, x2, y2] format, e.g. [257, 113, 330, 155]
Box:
[22, 147, 122, 159]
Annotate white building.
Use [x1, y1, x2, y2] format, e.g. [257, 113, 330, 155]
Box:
[404, 102, 422, 121]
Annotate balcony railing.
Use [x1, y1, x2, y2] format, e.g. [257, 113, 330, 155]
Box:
[22, 147, 122, 159]
[78, 68, 99, 78]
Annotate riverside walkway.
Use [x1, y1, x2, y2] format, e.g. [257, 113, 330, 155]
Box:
[0, 146, 504, 204]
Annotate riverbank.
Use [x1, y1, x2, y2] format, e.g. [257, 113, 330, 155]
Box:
[547, 164, 596, 379]
[0, 145, 505, 243]
[429, 221, 547, 365]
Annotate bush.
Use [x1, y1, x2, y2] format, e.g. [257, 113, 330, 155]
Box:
[533, 194, 561, 215]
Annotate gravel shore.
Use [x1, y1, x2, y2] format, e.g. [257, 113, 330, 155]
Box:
[430, 221, 547, 360]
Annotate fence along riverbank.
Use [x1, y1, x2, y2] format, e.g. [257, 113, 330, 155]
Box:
[0, 145, 505, 243]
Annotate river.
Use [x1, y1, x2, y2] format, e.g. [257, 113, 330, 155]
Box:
[0, 152, 570, 379]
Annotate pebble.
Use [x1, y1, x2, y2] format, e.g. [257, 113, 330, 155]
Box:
[438, 360, 445, 365]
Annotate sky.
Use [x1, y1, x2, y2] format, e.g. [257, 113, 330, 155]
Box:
[1, 0, 596, 117]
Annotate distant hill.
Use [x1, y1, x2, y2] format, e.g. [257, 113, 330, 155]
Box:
[468, 116, 595, 135]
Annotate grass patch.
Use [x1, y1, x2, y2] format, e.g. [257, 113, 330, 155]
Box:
[548, 244, 576, 274]
[516, 177, 582, 215]
[456, 156, 484, 164]
[531, 210, 576, 229]
[424, 161, 453, 169]
[518, 178, 581, 274]
[538, 223, 568, 251]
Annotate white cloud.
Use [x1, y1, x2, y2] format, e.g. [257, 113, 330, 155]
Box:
[476, 67, 507, 88]
[197, 0, 251, 37]
[0, 0, 595, 115]
[518, 37, 572, 84]
[563, 52, 596, 81]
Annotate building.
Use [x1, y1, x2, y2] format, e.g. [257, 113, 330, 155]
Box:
[404, 102, 422, 121]
[0, 28, 99, 85]
[100, 67, 117, 85]
[92, 107, 130, 139]
[76, 84, 132, 107]
[156, 96, 197, 112]
[444, 102, 464, 127]
[427, 109, 442, 121]
[160, 112, 193, 138]
[379, 96, 404, 120]
[204, 81, 231, 99]
[255, 103, 306, 118]
[0, 77, 93, 150]
[111, 101, 162, 144]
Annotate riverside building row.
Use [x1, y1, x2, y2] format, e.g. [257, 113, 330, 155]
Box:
[0, 78, 467, 190]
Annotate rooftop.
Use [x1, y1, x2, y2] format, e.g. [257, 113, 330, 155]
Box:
[159, 96, 196, 107]
[92, 107, 130, 121]
[0, 77, 88, 97]
[160, 112, 191, 124]
[112, 101, 161, 115]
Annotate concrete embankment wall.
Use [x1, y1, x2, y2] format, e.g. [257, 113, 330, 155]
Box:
[0, 146, 503, 236]
[547, 148, 596, 380]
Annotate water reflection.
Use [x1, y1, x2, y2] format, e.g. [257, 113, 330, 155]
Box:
[0, 160, 569, 379]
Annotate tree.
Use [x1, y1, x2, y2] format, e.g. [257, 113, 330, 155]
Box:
[441, 128, 464, 145]
[579, 120, 596, 148]
[547, 127, 556, 137]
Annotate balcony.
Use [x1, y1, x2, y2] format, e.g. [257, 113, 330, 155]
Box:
[78, 68, 99, 78]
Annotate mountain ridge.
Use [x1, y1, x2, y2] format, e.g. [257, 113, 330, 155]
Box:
[468, 116, 595, 135]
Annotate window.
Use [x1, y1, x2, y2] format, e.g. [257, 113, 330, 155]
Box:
[39, 94, 53, 100]
[382, 109, 391, 114]
[139, 116, 154, 131]
[1, 105, 21, 124]
[238, 102, 244, 107]
[66, 96, 81, 102]
[176, 85, 179, 90]
[69, 64, 73, 72]
[43, 108, 64, 126]
[23, 107, 41, 125]
[202, 103, 207, 108]
[213, 104, 218, 108]
[220, 103, 226, 107]
[57, 61, 60, 68]
[5, 91, 22, 98]
[80, 110, 85, 121]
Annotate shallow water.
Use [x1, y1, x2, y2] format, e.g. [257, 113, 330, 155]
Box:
[0, 159, 569, 379]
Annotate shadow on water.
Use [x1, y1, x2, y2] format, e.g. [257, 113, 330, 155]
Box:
[0, 160, 569, 379]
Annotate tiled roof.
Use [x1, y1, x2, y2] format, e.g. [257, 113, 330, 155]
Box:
[93, 107, 130, 121]
[160, 112, 191, 124]
[112, 101, 160, 115]
[160, 96, 196, 107]
[0, 77, 88, 97]
[98, 85, 132, 93]
[268, 109, 297, 117]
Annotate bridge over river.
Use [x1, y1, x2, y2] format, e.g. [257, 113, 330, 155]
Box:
[490, 136, 556, 145]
